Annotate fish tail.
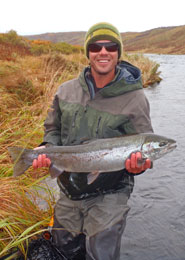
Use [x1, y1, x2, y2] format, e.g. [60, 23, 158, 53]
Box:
[8, 147, 31, 176]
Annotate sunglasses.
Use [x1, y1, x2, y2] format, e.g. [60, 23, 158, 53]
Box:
[88, 42, 119, 53]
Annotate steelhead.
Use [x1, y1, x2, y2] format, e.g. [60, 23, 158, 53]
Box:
[8, 133, 176, 182]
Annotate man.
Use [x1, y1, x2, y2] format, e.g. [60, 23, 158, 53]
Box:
[33, 22, 153, 260]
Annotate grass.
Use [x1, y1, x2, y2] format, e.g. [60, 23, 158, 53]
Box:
[0, 176, 55, 257]
[0, 36, 162, 257]
[124, 53, 162, 86]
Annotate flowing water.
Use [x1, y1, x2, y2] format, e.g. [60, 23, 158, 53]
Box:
[121, 54, 185, 260]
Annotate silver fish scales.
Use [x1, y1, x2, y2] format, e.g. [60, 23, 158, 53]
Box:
[8, 133, 177, 182]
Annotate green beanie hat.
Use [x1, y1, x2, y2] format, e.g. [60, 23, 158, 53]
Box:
[84, 22, 123, 59]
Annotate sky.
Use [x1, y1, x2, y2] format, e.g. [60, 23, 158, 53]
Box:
[1, 0, 184, 36]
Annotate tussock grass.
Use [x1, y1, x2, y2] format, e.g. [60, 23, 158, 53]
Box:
[123, 53, 162, 87]
[0, 176, 55, 257]
[0, 41, 161, 257]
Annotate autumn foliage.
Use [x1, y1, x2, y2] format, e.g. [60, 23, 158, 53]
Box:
[0, 30, 84, 61]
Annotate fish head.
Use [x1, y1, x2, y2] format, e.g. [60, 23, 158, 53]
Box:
[141, 134, 177, 161]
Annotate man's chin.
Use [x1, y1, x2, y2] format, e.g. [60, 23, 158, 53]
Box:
[97, 71, 110, 75]
[96, 68, 112, 75]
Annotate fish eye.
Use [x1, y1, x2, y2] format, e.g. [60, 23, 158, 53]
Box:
[159, 141, 167, 147]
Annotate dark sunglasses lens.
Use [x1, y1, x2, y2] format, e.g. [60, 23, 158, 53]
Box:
[88, 44, 102, 52]
[106, 44, 118, 52]
[89, 43, 118, 53]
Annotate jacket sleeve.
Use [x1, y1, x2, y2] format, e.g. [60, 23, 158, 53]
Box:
[130, 90, 153, 134]
[43, 95, 62, 146]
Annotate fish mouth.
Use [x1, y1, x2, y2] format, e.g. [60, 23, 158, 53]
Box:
[170, 141, 177, 148]
[166, 142, 177, 152]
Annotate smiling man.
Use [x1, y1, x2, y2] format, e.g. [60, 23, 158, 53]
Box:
[33, 22, 153, 259]
[88, 40, 119, 86]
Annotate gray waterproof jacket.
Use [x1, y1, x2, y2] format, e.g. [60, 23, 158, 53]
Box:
[43, 61, 153, 200]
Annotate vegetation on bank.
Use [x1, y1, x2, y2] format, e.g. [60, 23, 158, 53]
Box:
[0, 31, 161, 258]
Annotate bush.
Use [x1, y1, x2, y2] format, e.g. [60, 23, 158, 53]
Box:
[0, 30, 30, 48]
[30, 44, 50, 55]
[51, 42, 73, 54]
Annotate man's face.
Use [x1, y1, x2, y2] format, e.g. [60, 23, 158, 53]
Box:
[89, 40, 119, 77]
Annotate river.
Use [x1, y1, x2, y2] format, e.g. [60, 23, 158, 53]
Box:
[121, 54, 185, 260]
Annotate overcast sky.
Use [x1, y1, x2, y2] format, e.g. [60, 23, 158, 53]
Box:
[1, 0, 184, 35]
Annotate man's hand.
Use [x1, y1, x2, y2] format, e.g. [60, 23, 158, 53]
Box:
[125, 152, 151, 174]
[32, 146, 51, 169]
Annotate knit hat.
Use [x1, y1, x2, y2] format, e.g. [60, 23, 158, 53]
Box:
[84, 22, 123, 59]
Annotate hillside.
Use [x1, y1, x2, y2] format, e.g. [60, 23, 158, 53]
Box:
[121, 25, 185, 54]
[25, 31, 86, 45]
[25, 25, 185, 54]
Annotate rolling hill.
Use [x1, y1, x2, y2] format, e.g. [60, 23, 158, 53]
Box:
[25, 25, 185, 54]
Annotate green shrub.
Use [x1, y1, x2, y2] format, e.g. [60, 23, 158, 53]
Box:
[52, 42, 73, 54]
[30, 44, 50, 55]
[0, 30, 30, 48]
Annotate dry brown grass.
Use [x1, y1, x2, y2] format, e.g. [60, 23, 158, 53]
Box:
[123, 53, 162, 87]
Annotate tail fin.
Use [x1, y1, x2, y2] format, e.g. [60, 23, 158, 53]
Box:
[8, 147, 31, 176]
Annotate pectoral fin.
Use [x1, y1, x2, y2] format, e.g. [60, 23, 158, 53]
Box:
[87, 171, 101, 185]
[49, 164, 64, 178]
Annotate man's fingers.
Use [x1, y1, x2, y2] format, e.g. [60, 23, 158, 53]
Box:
[32, 159, 38, 169]
[143, 159, 151, 170]
[41, 154, 47, 167]
[37, 154, 43, 168]
[130, 153, 136, 169]
[125, 158, 131, 171]
[46, 158, 51, 167]
[32, 154, 51, 169]
[125, 152, 152, 174]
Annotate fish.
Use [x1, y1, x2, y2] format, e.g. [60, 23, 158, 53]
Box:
[8, 133, 177, 184]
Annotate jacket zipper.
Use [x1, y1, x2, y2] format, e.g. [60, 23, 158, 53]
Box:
[96, 116, 102, 138]
[72, 110, 79, 128]
[64, 110, 79, 145]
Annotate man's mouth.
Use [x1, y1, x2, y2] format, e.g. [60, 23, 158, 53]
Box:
[98, 59, 110, 63]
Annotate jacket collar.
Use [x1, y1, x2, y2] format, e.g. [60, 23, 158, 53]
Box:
[79, 60, 143, 98]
